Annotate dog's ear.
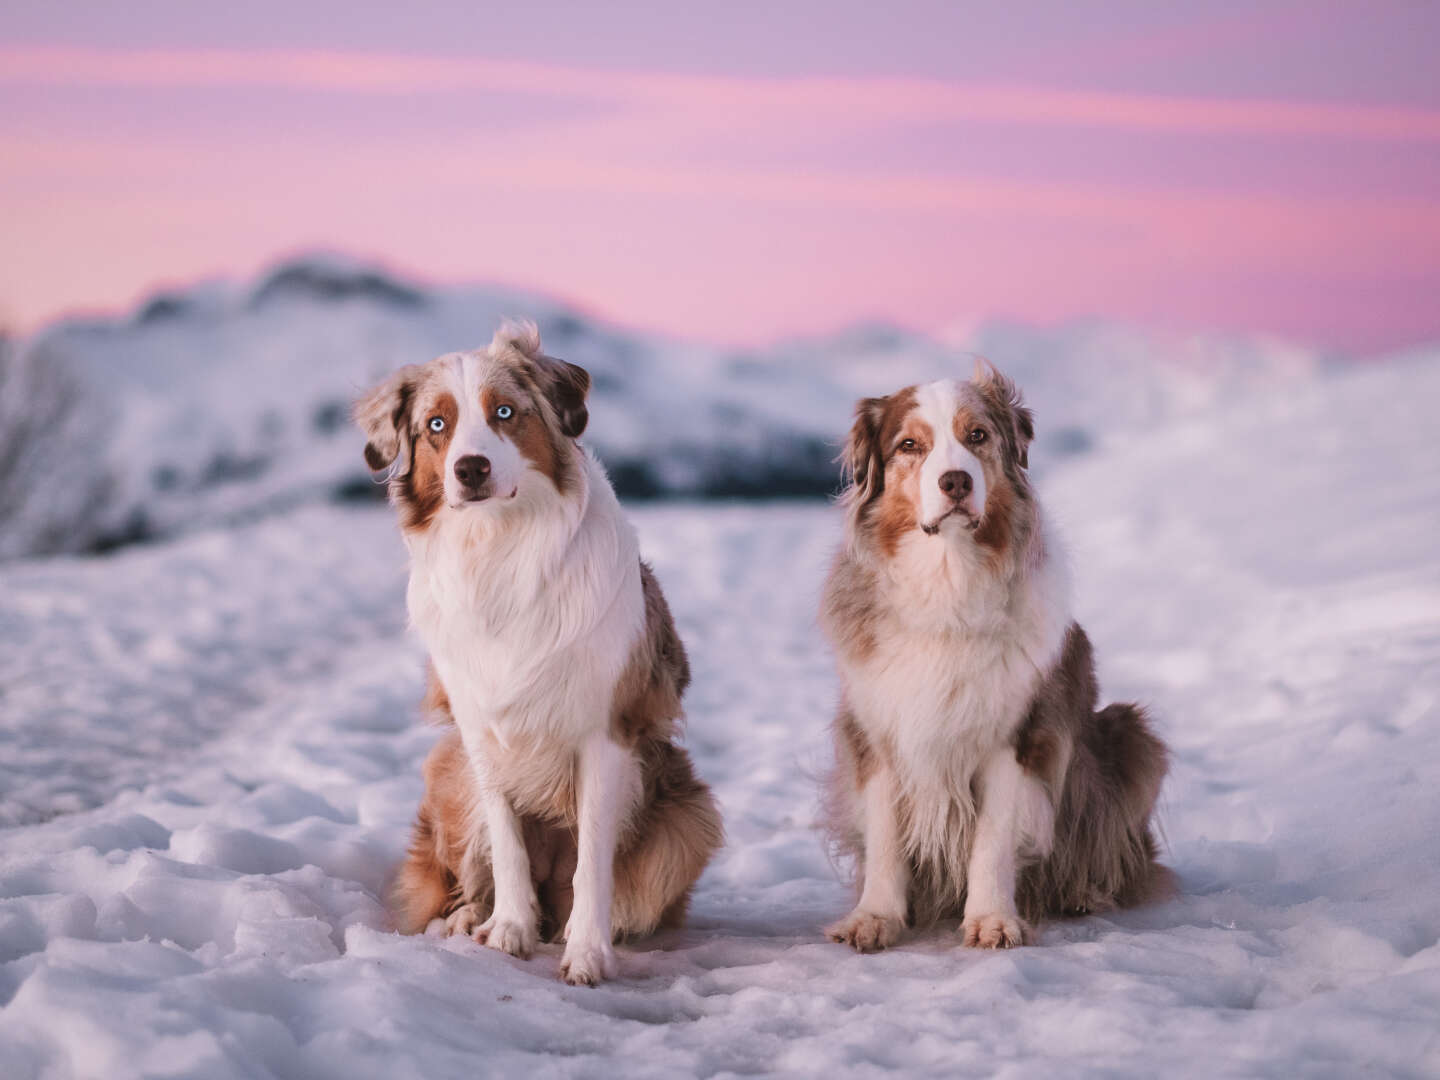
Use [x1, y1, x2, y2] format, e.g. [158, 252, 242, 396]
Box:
[354, 365, 420, 475]
[536, 356, 591, 439]
[493, 320, 590, 439]
[973, 358, 1034, 470]
[842, 396, 889, 521]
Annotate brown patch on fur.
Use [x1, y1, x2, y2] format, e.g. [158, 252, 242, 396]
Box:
[610, 562, 691, 745]
[400, 389, 455, 531]
[947, 391, 1033, 561]
[421, 663, 452, 724]
[352, 366, 457, 533]
[1014, 724, 1059, 784]
[493, 324, 590, 440]
[1011, 623, 1170, 922]
[391, 561, 722, 944]
[391, 730, 474, 933]
[483, 384, 571, 495]
[972, 478, 1014, 554]
[354, 363, 422, 474]
[973, 360, 1035, 470]
[840, 387, 919, 532]
[836, 704, 877, 789]
[819, 556, 882, 662]
[609, 738, 723, 938]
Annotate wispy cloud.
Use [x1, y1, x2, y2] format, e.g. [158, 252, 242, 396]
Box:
[4, 45, 1440, 141]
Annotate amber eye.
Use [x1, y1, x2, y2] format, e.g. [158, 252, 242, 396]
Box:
[495, 405, 514, 420]
[898, 438, 919, 453]
[968, 428, 987, 445]
[428, 417, 446, 433]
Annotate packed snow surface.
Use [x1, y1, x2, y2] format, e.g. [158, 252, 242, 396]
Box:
[1, 353, 1438, 1077]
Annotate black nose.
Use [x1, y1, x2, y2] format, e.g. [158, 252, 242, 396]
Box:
[939, 470, 972, 500]
[454, 455, 491, 489]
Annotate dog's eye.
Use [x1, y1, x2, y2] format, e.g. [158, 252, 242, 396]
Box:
[495, 405, 514, 420]
[968, 428, 987, 445]
[428, 417, 446, 433]
[898, 439, 919, 454]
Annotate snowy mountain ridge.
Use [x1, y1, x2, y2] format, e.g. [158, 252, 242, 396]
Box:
[0, 253, 1412, 560]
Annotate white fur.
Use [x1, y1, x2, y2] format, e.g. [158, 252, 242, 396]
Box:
[562, 731, 642, 984]
[405, 444, 645, 982]
[914, 379, 987, 531]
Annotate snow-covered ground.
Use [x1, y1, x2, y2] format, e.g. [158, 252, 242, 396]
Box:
[1, 352, 1438, 1077]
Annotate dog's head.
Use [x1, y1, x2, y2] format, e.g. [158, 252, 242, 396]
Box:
[354, 321, 590, 531]
[841, 361, 1035, 557]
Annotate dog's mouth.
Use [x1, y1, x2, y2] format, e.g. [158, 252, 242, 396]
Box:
[453, 486, 518, 508]
[920, 507, 980, 536]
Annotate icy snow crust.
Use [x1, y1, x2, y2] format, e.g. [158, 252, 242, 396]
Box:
[1, 353, 1439, 1077]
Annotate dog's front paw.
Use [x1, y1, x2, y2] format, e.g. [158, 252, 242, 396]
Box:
[826, 908, 906, 953]
[443, 902, 487, 938]
[476, 912, 538, 958]
[961, 911, 1031, 949]
[559, 937, 617, 986]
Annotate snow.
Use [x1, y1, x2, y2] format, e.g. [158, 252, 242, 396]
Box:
[0, 253, 1354, 560]
[2, 350, 1439, 1077]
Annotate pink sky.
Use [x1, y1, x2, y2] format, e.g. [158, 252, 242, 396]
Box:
[2, 2, 1438, 351]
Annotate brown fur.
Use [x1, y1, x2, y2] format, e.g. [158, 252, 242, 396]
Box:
[1011, 624, 1170, 922]
[840, 386, 919, 542]
[421, 662, 452, 722]
[610, 564, 691, 744]
[390, 558, 723, 942]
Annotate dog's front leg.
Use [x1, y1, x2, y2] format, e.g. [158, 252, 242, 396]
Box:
[961, 747, 1052, 948]
[471, 771, 540, 958]
[560, 730, 638, 986]
[826, 765, 909, 952]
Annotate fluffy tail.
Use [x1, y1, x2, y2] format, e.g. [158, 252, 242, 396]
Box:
[1022, 703, 1171, 920]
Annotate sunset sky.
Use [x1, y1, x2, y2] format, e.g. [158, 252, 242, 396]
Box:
[3, 1, 1438, 351]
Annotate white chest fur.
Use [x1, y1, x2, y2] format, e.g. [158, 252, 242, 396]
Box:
[405, 454, 644, 752]
[841, 519, 1072, 820]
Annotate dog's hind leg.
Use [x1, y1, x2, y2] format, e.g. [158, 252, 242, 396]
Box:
[393, 731, 492, 934]
[1034, 702, 1170, 917]
[391, 802, 457, 933]
[611, 743, 724, 938]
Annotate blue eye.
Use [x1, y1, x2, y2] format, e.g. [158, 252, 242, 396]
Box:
[496, 405, 513, 420]
[428, 417, 445, 433]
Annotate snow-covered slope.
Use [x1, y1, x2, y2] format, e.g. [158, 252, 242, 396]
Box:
[1, 350, 1436, 1077]
[0, 254, 1355, 559]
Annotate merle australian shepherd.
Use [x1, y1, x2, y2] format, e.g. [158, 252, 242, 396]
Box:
[355, 323, 722, 985]
[821, 362, 1169, 952]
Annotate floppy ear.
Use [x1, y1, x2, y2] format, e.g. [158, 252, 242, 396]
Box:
[492, 320, 590, 439]
[841, 396, 888, 523]
[354, 365, 420, 475]
[973, 358, 1035, 470]
[535, 356, 591, 439]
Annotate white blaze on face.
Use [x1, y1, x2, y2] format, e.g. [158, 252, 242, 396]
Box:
[914, 379, 986, 530]
[441, 353, 526, 506]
